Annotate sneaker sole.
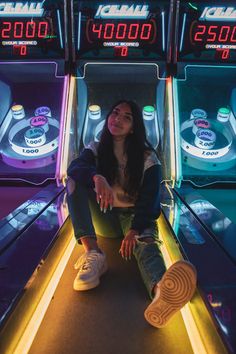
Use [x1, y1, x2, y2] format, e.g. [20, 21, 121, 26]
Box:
[73, 262, 108, 291]
[144, 260, 197, 328]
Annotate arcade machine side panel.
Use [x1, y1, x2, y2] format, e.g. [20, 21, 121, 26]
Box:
[173, 0, 236, 186]
[0, 0, 69, 215]
[0, 0, 70, 339]
[169, 0, 236, 351]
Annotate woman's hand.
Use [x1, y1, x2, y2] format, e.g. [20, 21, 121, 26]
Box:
[119, 229, 139, 260]
[93, 174, 114, 212]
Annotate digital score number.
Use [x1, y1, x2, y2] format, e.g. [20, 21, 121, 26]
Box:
[0, 19, 51, 57]
[1, 21, 49, 39]
[192, 24, 236, 44]
[87, 20, 156, 57]
[90, 22, 153, 41]
[191, 23, 236, 60]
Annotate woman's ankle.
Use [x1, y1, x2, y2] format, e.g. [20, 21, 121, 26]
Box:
[81, 237, 101, 253]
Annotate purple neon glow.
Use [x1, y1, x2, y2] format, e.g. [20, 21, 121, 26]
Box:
[0, 61, 64, 78]
[56, 74, 69, 184]
[0, 61, 68, 181]
[1, 153, 57, 169]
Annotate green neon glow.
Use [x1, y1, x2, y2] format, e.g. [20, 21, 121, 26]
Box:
[218, 107, 230, 114]
[188, 3, 198, 10]
[143, 105, 155, 113]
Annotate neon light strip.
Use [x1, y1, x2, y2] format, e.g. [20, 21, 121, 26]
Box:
[158, 214, 208, 354]
[77, 11, 81, 51]
[13, 236, 76, 354]
[56, 74, 69, 185]
[0, 61, 64, 78]
[173, 78, 182, 186]
[161, 11, 165, 52]
[57, 9, 63, 49]
[59, 76, 75, 184]
[180, 13, 186, 52]
[167, 77, 176, 186]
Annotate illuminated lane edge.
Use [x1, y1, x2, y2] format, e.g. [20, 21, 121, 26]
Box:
[167, 78, 176, 185]
[56, 74, 69, 184]
[172, 78, 181, 186]
[8, 118, 60, 157]
[13, 223, 75, 354]
[158, 213, 207, 354]
[180, 119, 232, 159]
[158, 211, 227, 354]
[59, 76, 75, 183]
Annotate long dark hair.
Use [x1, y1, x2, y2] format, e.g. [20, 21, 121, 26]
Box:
[97, 100, 154, 197]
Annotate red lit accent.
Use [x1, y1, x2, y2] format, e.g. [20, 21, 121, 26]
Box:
[26, 21, 36, 38]
[215, 48, 230, 60]
[221, 49, 230, 59]
[38, 22, 48, 38]
[140, 24, 152, 40]
[128, 24, 139, 40]
[114, 46, 128, 57]
[0, 21, 49, 39]
[194, 25, 206, 41]
[121, 46, 128, 56]
[13, 45, 27, 56]
[14, 22, 24, 38]
[20, 45, 27, 55]
[208, 26, 217, 42]
[104, 23, 114, 39]
[92, 23, 102, 38]
[1, 22, 11, 38]
[219, 26, 230, 42]
[193, 24, 236, 44]
[231, 26, 236, 42]
[90, 22, 153, 41]
[116, 23, 126, 39]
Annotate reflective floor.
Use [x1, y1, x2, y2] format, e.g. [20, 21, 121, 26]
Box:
[29, 237, 193, 354]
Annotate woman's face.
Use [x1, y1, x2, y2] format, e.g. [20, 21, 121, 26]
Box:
[107, 103, 133, 139]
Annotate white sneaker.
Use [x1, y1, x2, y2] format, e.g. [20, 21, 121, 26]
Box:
[73, 250, 108, 291]
[144, 260, 197, 328]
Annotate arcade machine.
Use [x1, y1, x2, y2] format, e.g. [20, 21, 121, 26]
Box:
[0, 1, 70, 352]
[167, 0, 236, 352]
[26, 1, 225, 354]
[64, 0, 175, 166]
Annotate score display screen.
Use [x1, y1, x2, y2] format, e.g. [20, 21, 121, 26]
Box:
[0, 0, 65, 59]
[75, 1, 171, 60]
[177, 0, 236, 63]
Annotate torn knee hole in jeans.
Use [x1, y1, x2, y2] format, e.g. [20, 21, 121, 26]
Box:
[137, 237, 155, 244]
[66, 177, 76, 195]
[136, 238, 163, 246]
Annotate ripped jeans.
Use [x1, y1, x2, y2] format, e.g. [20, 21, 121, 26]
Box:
[66, 178, 166, 299]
